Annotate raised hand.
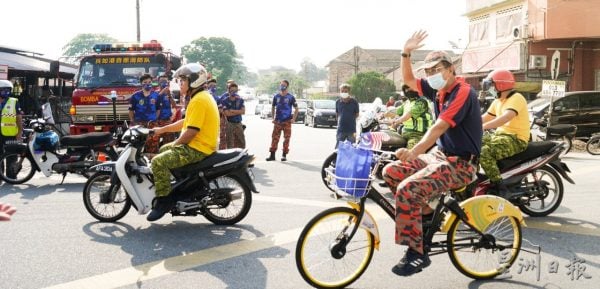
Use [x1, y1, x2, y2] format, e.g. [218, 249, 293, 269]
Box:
[404, 30, 428, 54]
[0, 202, 17, 221]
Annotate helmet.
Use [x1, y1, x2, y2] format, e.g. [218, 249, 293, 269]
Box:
[482, 69, 515, 92]
[173, 63, 208, 89]
[0, 80, 13, 89]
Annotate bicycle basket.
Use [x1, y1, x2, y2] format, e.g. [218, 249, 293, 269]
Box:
[332, 141, 374, 198]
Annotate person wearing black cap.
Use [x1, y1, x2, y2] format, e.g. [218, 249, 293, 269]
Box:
[382, 30, 482, 276]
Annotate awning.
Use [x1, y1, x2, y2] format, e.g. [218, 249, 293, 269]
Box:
[514, 81, 542, 93]
[0, 51, 77, 79]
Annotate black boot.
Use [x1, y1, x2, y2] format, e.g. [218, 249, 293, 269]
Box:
[281, 153, 287, 161]
[266, 152, 276, 161]
[147, 196, 174, 222]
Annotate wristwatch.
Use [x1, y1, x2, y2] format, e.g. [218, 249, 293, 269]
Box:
[401, 52, 410, 58]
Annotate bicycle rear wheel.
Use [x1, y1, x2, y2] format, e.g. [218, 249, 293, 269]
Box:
[586, 136, 600, 155]
[447, 215, 522, 279]
[295, 207, 374, 289]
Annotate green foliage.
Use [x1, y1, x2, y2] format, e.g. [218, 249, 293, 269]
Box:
[299, 58, 327, 82]
[61, 33, 118, 63]
[257, 71, 309, 98]
[347, 71, 396, 103]
[181, 37, 239, 93]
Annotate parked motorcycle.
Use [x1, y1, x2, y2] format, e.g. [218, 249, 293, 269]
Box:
[82, 126, 258, 223]
[0, 118, 118, 184]
[321, 99, 407, 192]
[530, 116, 577, 157]
[585, 132, 600, 155]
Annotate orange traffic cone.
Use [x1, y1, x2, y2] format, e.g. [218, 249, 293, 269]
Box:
[97, 153, 107, 162]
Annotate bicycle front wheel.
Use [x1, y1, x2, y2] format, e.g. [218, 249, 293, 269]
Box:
[586, 136, 600, 155]
[295, 207, 374, 289]
[447, 215, 522, 280]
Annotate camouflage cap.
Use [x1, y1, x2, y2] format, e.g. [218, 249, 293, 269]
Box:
[417, 50, 453, 71]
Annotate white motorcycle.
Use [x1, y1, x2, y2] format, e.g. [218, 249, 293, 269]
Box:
[82, 126, 258, 224]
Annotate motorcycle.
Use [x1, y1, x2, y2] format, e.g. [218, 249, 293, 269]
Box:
[530, 115, 577, 157]
[321, 98, 407, 192]
[585, 132, 600, 155]
[0, 118, 118, 185]
[82, 126, 258, 224]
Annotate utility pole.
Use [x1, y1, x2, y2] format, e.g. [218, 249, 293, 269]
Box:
[136, 0, 141, 42]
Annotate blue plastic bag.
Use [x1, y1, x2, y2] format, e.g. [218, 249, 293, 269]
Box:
[335, 141, 373, 197]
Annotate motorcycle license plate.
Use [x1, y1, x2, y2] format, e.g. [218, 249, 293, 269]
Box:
[247, 168, 255, 180]
[95, 164, 113, 172]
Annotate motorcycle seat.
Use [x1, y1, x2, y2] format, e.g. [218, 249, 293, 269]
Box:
[546, 124, 577, 136]
[60, 132, 113, 147]
[497, 141, 557, 170]
[171, 148, 244, 174]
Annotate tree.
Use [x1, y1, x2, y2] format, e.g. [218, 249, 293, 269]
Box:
[181, 37, 242, 94]
[61, 33, 118, 63]
[257, 70, 309, 99]
[299, 58, 327, 83]
[347, 71, 396, 103]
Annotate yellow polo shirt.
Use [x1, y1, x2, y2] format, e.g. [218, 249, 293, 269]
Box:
[487, 92, 530, 142]
[182, 90, 219, 154]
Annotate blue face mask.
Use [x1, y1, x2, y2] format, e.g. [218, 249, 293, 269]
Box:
[160, 81, 169, 89]
[143, 83, 153, 91]
[426, 72, 447, 90]
[209, 87, 217, 94]
[488, 87, 499, 98]
[280, 85, 287, 91]
[0, 90, 10, 98]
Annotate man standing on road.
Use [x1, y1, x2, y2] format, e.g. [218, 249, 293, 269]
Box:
[382, 30, 482, 276]
[335, 83, 359, 148]
[128, 74, 162, 156]
[266, 80, 297, 161]
[221, 83, 246, 149]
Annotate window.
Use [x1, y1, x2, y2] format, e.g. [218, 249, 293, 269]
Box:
[578, 93, 600, 109]
[554, 96, 579, 111]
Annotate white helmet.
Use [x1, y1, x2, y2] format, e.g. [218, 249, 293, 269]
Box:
[174, 63, 208, 89]
[0, 80, 13, 89]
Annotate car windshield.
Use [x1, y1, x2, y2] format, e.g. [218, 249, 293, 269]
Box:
[315, 100, 336, 109]
[77, 55, 168, 88]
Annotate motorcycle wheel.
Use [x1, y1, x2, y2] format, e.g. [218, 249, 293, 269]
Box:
[518, 165, 563, 217]
[585, 136, 600, 155]
[203, 175, 252, 225]
[83, 172, 131, 222]
[321, 152, 337, 192]
[0, 152, 36, 184]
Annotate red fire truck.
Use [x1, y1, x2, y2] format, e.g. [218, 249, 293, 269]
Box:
[69, 41, 181, 135]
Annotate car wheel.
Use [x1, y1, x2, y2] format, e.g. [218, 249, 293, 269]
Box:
[311, 117, 317, 128]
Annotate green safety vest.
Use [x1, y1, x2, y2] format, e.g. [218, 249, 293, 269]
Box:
[1, 97, 18, 136]
[400, 98, 432, 134]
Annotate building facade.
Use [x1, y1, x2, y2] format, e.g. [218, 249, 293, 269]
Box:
[462, 0, 600, 96]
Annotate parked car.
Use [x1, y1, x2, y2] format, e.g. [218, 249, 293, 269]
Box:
[255, 103, 264, 115]
[305, 99, 337, 128]
[260, 106, 273, 119]
[296, 100, 307, 123]
[528, 91, 600, 138]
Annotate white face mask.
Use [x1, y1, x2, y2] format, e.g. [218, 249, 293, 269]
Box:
[340, 92, 350, 99]
[426, 72, 447, 90]
[488, 87, 499, 98]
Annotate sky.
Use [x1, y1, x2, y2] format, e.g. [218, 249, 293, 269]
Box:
[3, 0, 469, 72]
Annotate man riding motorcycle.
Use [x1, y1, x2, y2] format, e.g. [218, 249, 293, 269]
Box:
[480, 69, 530, 196]
[149, 63, 220, 221]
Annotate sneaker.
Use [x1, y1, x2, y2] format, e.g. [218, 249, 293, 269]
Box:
[147, 196, 173, 222]
[391, 249, 431, 276]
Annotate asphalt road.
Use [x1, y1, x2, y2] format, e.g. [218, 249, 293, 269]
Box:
[1, 107, 599, 289]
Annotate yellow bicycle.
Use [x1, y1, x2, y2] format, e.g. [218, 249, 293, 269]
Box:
[295, 152, 525, 288]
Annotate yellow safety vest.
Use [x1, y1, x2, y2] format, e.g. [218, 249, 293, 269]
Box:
[1, 97, 18, 136]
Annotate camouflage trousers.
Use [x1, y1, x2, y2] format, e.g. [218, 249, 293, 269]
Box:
[480, 133, 528, 183]
[141, 121, 161, 154]
[269, 120, 292, 154]
[219, 115, 228, 150]
[402, 131, 425, 149]
[226, 122, 246, 149]
[151, 142, 208, 197]
[382, 150, 477, 254]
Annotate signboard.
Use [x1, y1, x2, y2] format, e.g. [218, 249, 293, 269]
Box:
[551, 50, 560, 80]
[541, 79, 566, 126]
[0, 64, 8, 80]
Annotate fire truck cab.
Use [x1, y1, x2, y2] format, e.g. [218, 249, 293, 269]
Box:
[70, 41, 181, 135]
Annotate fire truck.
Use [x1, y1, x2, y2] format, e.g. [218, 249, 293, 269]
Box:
[69, 41, 181, 135]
